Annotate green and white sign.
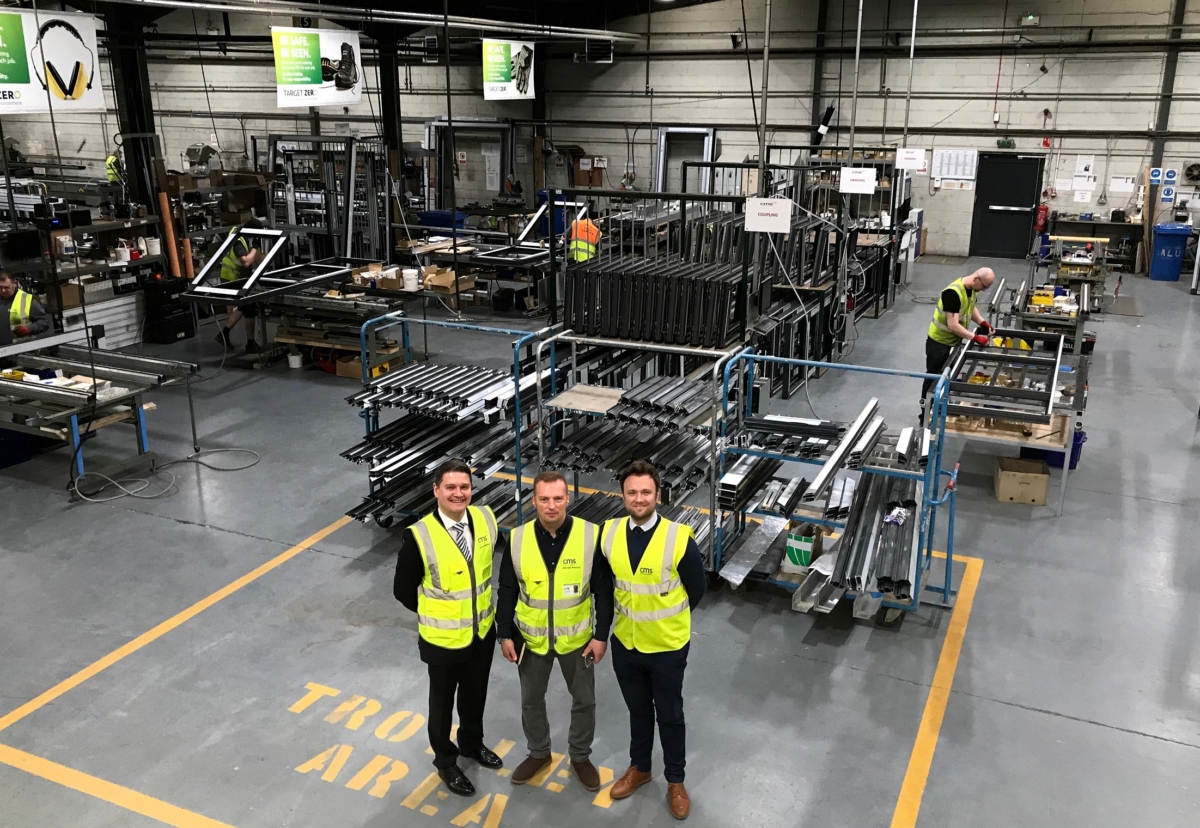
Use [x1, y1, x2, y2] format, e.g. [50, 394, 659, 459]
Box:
[482, 39, 534, 101]
[0, 10, 104, 112]
[271, 27, 362, 108]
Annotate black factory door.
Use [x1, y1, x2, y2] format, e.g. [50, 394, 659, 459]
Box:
[969, 153, 1045, 258]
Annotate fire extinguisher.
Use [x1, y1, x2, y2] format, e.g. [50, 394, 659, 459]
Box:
[1034, 203, 1049, 233]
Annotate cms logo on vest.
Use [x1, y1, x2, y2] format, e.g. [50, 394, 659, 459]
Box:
[638, 566, 654, 575]
[561, 558, 578, 565]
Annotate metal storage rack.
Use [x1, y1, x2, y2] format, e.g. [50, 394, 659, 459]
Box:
[713, 353, 958, 617]
[346, 314, 555, 528]
[529, 330, 749, 563]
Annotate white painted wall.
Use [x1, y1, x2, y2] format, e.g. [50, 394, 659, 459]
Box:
[5, 1, 1200, 256]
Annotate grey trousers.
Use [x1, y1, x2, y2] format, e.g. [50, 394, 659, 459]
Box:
[517, 643, 596, 762]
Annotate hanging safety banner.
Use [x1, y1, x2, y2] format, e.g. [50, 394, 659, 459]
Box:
[482, 39, 535, 100]
[271, 27, 362, 107]
[0, 10, 104, 112]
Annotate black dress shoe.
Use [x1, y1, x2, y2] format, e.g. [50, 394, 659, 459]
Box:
[438, 765, 475, 797]
[460, 746, 503, 769]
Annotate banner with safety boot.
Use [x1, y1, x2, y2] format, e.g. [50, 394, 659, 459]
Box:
[482, 39, 535, 100]
[0, 10, 105, 112]
[271, 27, 362, 107]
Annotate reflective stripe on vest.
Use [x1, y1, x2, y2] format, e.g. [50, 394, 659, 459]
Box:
[568, 239, 597, 262]
[8, 289, 33, 327]
[600, 516, 691, 653]
[510, 518, 597, 655]
[220, 227, 248, 282]
[412, 505, 498, 649]
[928, 278, 977, 345]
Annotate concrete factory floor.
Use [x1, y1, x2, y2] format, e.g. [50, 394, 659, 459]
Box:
[2, 256, 1198, 828]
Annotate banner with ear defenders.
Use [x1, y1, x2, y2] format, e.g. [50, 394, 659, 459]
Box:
[0, 10, 104, 112]
[271, 27, 362, 108]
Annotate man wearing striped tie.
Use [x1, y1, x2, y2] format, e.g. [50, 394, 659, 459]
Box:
[394, 459, 507, 797]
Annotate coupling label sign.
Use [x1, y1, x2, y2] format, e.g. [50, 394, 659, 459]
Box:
[271, 27, 362, 107]
[0, 10, 104, 112]
[746, 197, 793, 233]
[482, 39, 534, 100]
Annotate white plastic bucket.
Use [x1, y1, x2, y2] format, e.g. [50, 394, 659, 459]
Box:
[145, 237, 162, 256]
[402, 268, 419, 291]
[287, 353, 303, 369]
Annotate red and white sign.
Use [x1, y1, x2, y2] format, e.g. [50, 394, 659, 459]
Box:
[896, 147, 927, 171]
[745, 197, 793, 233]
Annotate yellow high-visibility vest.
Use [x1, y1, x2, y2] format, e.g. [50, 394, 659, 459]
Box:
[600, 516, 692, 654]
[105, 155, 122, 183]
[511, 518, 598, 655]
[410, 505, 499, 649]
[220, 227, 249, 282]
[567, 219, 601, 262]
[928, 278, 977, 345]
[8, 289, 33, 328]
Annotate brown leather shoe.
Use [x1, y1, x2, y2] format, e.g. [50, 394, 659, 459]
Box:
[609, 765, 652, 800]
[668, 782, 691, 820]
[571, 759, 601, 791]
[510, 754, 551, 785]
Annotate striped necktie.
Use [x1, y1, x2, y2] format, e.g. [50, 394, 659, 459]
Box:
[450, 522, 472, 561]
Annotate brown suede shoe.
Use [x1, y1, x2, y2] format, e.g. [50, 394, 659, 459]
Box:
[668, 782, 691, 820]
[510, 754, 552, 785]
[571, 759, 601, 791]
[609, 765, 652, 800]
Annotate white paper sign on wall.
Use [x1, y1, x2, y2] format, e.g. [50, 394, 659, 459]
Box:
[896, 148, 927, 170]
[839, 167, 877, 194]
[746, 197, 794, 233]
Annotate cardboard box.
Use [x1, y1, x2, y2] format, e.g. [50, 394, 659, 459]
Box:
[856, 232, 886, 246]
[781, 524, 823, 574]
[166, 172, 198, 197]
[336, 354, 393, 379]
[920, 226, 928, 256]
[424, 266, 476, 294]
[220, 210, 253, 225]
[995, 457, 1050, 505]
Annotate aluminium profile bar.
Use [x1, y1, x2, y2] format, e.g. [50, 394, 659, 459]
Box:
[802, 397, 879, 501]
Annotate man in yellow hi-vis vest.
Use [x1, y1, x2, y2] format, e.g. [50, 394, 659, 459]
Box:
[105, 148, 125, 184]
[600, 460, 707, 821]
[496, 470, 614, 792]
[394, 459, 507, 798]
[921, 267, 996, 424]
[0, 270, 50, 348]
[567, 217, 601, 262]
[215, 220, 265, 354]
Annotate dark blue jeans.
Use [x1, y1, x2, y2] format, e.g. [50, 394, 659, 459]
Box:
[610, 636, 689, 783]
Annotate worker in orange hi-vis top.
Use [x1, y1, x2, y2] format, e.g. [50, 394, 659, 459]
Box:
[567, 217, 601, 262]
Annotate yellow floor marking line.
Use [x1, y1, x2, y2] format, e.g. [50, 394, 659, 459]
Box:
[0, 516, 353, 734]
[0, 743, 235, 828]
[890, 553, 984, 828]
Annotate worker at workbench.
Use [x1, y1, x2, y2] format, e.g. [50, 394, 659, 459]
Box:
[920, 266, 997, 425]
[496, 470, 613, 793]
[393, 459, 507, 798]
[0, 270, 51, 348]
[600, 459, 707, 821]
[215, 219, 265, 354]
[105, 147, 125, 184]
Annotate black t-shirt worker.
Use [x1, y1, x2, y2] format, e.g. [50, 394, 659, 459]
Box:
[393, 459, 507, 797]
[921, 267, 996, 424]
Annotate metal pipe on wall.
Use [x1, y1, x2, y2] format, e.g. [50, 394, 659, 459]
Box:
[902, 0, 920, 146]
[756, 0, 773, 196]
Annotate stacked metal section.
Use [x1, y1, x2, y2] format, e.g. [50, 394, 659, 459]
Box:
[717, 455, 783, 512]
[347, 363, 517, 421]
[563, 257, 742, 347]
[604, 377, 714, 430]
[342, 413, 523, 525]
[541, 419, 711, 504]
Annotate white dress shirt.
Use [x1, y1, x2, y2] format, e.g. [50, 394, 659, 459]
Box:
[630, 511, 659, 533]
[439, 509, 473, 557]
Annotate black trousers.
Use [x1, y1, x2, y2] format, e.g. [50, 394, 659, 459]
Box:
[427, 636, 495, 770]
[921, 337, 956, 406]
[610, 637, 689, 783]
